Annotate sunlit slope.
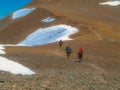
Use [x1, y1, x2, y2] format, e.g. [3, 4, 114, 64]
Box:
[0, 0, 120, 44]
[29, 0, 120, 23]
[28, 0, 120, 41]
[0, 1, 119, 89]
[0, 8, 55, 43]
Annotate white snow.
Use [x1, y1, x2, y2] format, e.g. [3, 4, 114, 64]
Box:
[41, 17, 56, 23]
[0, 45, 5, 50]
[0, 44, 35, 75]
[0, 56, 35, 75]
[99, 1, 120, 6]
[18, 24, 78, 46]
[0, 45, 5, 54]
[12, 8, 36, 19]
[0, 50, 6, 54]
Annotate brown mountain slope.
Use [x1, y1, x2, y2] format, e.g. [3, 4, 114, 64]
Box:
[0, 0, 120, 89]
[27, 0, 120, 41]
[0, 0, 120, 43]
[0, 8, 56, 43]
[1, 40, 120, 89]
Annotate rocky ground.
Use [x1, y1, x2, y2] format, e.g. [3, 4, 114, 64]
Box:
[0, 0, 120, 90]
[0, 40, 119, 90]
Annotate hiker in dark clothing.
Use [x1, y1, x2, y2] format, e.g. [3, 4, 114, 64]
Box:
[58, 40, 63, 47]
[65, 46, 72, 59]
[77, 48, 83, 62]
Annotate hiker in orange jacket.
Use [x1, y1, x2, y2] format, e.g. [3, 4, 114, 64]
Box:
[77, 48, 83, 62]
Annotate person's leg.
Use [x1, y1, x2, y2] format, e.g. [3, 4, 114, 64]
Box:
[78, 55, 82, 62]
[67, 53, 70, 59]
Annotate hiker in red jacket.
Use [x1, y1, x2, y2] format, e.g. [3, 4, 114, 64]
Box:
[58, 40, 63, 47]
[77, 48, 83, 62]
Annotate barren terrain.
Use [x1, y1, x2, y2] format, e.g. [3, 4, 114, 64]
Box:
[0, 0, 120, 90]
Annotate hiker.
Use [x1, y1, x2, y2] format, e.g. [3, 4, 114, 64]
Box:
[65, 46, 72, 59]
[58, 40, 63, 47]
[77, 48, 83, 62]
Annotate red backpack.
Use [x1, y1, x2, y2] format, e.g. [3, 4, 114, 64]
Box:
[77, 48, 83, 55]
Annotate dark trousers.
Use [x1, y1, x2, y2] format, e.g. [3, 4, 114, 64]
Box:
[78, 55, 83, 61]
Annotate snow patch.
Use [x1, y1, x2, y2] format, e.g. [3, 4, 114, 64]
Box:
[18, 24, 78, 46]
[0, 50, 6, 54]
[41, 17, 56, 23]
[0, 56, 35, 75]
[99, 1, 120, 6]
[0, 44, 27, 47]
[0, 45, 5, 50]
[0, 44, 35, 75]
[12, 8, 36, 19]
[0, 45, 5, 54]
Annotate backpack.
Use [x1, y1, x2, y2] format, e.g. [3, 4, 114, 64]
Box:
[67, 48, 72, 54]
[77, 48, 83, 55]
[65, 47, 72, 54]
